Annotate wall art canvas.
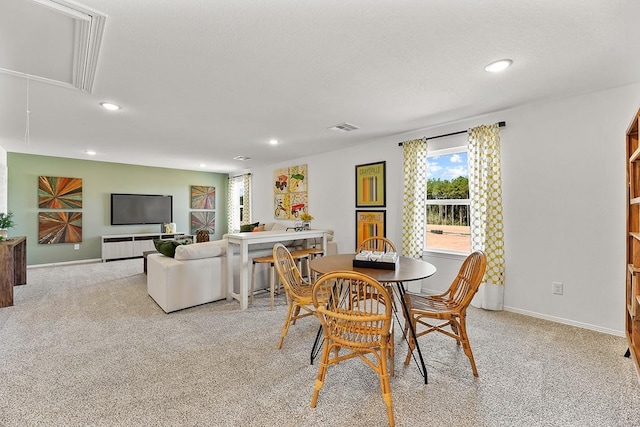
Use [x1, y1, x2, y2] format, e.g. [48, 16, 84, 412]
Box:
[38, 176, 83, 209]
[190, 211, 215, 234]
[273, 164, 309, 219]
[191, 185, 216, 209]
[273, 167, 289, 194]
[355, 161, 386, 207]
[274, 194, 290, 220]
[38, 211, 82, 244]
[355, 210, 386, 248]
[289, 192, 308, 219]
[288, 164, 307, 193]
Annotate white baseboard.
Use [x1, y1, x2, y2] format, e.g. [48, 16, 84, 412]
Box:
[503, 305, 625, 338]
[422, 283, 624, 338]
[28, 258, 103, 269]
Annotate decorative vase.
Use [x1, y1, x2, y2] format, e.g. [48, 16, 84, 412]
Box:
[0, 229, 7, 239]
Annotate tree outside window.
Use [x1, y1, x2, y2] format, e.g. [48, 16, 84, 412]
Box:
[425, 148, 471, 253]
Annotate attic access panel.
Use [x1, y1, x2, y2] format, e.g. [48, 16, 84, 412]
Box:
[0, 0, 105, 92]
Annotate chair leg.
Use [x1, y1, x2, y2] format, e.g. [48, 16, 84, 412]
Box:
[311, 338, 331, 408]
[250, 263, 256, 306]
[379, 347, 395, 427]
[404, 317, 417, 366]
[389, 323, 395, 377]
[269, 264, 275, 311]
[458, 316, 478, 377]
[278, 302, 296, 350]
[292, 305, 301, 325]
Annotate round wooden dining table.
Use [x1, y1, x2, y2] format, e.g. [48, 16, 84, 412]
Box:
[309, 253, 436, 283]
[309, 253, 437, 384]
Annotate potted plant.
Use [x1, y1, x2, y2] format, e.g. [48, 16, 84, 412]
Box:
[0, 211, 16, 240]
[300, 212, 314, 230]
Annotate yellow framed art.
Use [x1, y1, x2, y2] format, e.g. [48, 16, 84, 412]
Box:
[355, 161, 385, 208]
[355, 210, 386, 248]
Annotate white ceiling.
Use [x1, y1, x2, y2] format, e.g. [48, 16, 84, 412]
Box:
[1, 0, 640, 174]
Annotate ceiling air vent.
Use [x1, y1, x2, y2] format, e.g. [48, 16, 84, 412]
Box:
[329, 122, 359, 132]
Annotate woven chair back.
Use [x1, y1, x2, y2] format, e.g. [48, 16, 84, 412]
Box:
[448, 250, 487, 308]
[273, 243, 308, 296]
[312, 271, 392, 349]
[357, 236, 396, 253]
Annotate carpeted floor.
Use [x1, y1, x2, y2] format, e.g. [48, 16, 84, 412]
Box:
[0, 259, 639, 426]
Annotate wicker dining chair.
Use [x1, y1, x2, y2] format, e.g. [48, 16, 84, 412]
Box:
[403, 250, 487, 376]
[356, 236, 398, 313]
[357, 236, 396, 253]
[311, 271, 395, 427]
[272, 243, 325, 350]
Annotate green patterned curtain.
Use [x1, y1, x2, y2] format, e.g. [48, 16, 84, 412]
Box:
[401, 138, 428, 258]
[227, 176, 238, 232]
[242, 173, 251, 225]
[468, 124, 505, 310]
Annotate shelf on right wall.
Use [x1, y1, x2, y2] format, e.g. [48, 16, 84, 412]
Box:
[625, 107, 640, 383]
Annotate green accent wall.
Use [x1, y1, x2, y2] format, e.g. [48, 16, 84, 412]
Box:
[7, 153, 228, 265]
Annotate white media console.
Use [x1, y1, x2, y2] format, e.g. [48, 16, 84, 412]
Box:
[101, 232, 193, 261]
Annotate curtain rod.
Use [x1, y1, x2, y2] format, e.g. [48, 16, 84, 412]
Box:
[231, 173, 252, 178]
[398, 121, 506, 146]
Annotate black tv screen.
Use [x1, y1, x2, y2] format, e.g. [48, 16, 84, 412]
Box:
[111, 193, 173, 225]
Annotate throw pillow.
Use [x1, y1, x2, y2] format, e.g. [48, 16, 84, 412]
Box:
[153, 239, 191, 258]
[240, 222, 260, 232]
[174, 240, 226, 260]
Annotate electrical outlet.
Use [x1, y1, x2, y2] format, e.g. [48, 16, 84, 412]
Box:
[552, 282, 563, 295]
[74, 244, 79, 250]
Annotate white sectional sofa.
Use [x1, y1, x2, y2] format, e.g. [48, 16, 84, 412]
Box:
[146, 222, 336, 313]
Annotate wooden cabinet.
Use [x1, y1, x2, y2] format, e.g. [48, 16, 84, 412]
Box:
[101, 233, 192, 261]
[625, 108, 640, 382]
[0, 236, 27, 308]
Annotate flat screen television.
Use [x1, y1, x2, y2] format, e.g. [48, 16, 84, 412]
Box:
[110, 193, 173, 225]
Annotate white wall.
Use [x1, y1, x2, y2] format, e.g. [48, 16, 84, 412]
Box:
[251, 82, 640, 336]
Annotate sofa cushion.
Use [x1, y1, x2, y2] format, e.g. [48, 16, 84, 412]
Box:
[174, 240, 226, 260]
[240, 222, 260, 232]
[153, 239, 190, 257]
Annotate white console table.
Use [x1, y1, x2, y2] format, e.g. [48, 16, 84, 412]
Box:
[101, 232, 192, 261]
[225, 229, 327, 310]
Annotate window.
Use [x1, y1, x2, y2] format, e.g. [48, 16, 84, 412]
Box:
[425, 147, 470, 254]
[228, 176, 245, 232]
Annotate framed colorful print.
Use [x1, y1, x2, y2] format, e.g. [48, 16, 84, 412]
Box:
[190, 211, 215, 234]
[273, 167, 289, 194]
[38, 211, 82, 244]
[289, 192, 308, 219]
[288, 164, 307, 193]
[355, 161, 386, 207]
[38, 176, 83, 209]
[191, 185, 215, 209]
[274, 193, 290, 220]
[356, 210, 386, 248]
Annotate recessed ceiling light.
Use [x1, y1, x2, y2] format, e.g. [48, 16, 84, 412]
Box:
[85, 150, 96, 156]
[200, 163, 206, 168]
[268, 139, 279, 145]
[484, 59, 513, 73]
[233, 156, 251, 161]
[100, 102, 120, 111]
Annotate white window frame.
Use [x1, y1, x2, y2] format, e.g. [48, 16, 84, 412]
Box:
[424, 145, 470, 257]
[228, 176, 244, 232]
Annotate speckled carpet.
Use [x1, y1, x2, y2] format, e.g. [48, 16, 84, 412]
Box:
[0, 259, 638, 426]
